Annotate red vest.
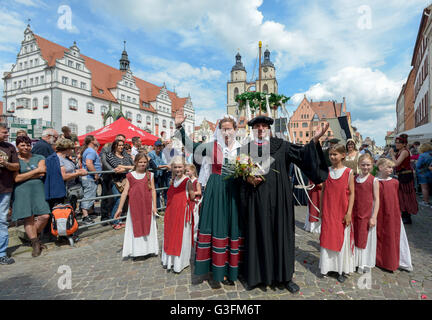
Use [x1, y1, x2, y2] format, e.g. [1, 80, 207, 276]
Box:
[353, 174, 374, 249]
[163, 177, 190, 256]
[376, 179, 401, 271]
[320, 168, 351, 252]
[126, 172, 152, 238]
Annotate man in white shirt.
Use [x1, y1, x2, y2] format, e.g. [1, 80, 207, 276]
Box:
[131, 136, 141, 159]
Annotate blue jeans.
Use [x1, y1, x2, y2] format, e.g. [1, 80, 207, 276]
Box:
[81, 177, 98, 210]
[0, 193, 12, 258]
[110, 184, 121, 225]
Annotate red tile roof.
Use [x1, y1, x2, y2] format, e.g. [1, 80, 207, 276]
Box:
[34, 34, 187, 114]
[309, 100, 342, 119]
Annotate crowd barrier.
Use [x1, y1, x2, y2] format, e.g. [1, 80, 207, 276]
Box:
[64, 170, 169, 245]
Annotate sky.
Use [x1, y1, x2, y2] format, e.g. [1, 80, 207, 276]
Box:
[0, 0, 429, 146]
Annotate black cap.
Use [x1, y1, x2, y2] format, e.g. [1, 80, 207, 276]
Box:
[247, 115, 274, 127]
[328, 138, 340, 144]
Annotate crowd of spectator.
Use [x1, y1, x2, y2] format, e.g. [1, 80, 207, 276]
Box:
[0, 124, 178, 264]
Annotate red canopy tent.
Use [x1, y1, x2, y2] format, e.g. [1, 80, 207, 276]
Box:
[78, 117, 159, 148]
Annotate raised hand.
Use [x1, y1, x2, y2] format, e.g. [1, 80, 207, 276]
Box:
[313, 122, 330, 144]
[175, 108, 186, 127]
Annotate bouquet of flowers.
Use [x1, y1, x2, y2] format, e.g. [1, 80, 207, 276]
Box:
[224, 154, 266, 181]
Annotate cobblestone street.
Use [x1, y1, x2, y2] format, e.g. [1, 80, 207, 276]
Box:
[1, 203, 431, 300]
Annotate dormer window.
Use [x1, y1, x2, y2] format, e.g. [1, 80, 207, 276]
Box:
[99, 89, 104, 94]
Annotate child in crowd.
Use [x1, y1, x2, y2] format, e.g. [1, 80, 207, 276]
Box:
[304, 180, 322, 234]
[353, 153, 380, 273]
[161, 156, 193, 273]
[114, 153, 159, 259]
[185, 164, 202, 244]
[319, 144, 355, 283]
[375, 158, 413, 272]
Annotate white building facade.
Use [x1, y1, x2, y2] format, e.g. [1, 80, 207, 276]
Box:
[2, 25, 195, 139]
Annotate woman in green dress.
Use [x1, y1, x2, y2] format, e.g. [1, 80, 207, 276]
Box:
[174, 111, 242, 285]
[12, 136, 51, 257]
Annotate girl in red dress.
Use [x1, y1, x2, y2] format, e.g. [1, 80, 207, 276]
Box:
[319, 144, 355, 283]
[114, 153, 158, 259]
[304, 180, 322, 234]
[389, 134, 418, 224]
[161, 156, 194, 273]
[185, 164, 202, 244]
[375, 158, 413, 272]
[353, 153, 380, 273]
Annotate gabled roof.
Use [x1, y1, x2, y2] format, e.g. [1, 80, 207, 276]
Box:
[309, 100, 342, 119]
[34, 34, 187, 114]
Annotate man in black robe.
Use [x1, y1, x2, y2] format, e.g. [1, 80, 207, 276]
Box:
[238, 116, 329, 293]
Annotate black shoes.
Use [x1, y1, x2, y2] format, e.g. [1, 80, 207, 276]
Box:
[221, 279, 235, 286]
[286, 280, 300, 293]
[81, 216, 95, 225]
[336, 274, 346, 283]
[0, 256, 15, 265]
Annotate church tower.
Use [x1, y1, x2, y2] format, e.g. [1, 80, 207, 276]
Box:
[259, 49, 278, 94]
[119, 41, 130, 71]
[226, 48, 278, 117]
[227, 52, 248, 116]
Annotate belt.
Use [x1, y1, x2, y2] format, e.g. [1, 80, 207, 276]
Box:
[397, 170, 413, 174]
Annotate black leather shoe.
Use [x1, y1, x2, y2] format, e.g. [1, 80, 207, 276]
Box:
[221, 279, 235, 286]
[337, 274, 346, 283]
[286, 280, 300, 293]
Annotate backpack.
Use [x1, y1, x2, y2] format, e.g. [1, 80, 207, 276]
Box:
[51, 204, 79, 237]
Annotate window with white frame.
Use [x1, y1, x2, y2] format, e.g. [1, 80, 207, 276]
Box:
[101, 105, 107, 115]
[126, 111, 132, 120]
[137, 114, 142, 123]
[8, 102, 15, 112]
[35, 58, 38, 66]
[155, 118, 159, 125]
[32, 98, 38, 110]
[76, 63, 81, 70]
[30, 78, 33, 86]
[162, 120, 167, 128]
[72, 79, 78, 87]
[35, 77, 38, 85]
[121, 94, 125, 100]
[86, 125, 95, 133]
[43, 96, 49, 108]
[132, 98, 136, 104]
[23, 80, 26, 87]
[81, 82, 86, 89]
[40, 75, 44, 83]
[62, 76, 68, 85]
[146, 116, 151, 125]
[87, 102, 94, 114]
[127, 96, 131, 102]
[30, 60, 33, 68]
[68, 60, 73, 67]
[69, 98, 78, 111]
[68, 123, 78, 135]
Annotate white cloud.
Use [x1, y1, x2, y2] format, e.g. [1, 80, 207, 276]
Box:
[134, 55, 225, 124]
[290, 66, 404, 145]
[0, 8, 26, 53]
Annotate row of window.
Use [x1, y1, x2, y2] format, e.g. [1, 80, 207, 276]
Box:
[292, 130, 332, 138]
[414, 36, 428, 72]
[13, 76, 44, 89]
[22, 43, 37, 55]
[123, 80, 134, 88]
[67, 99, 175, 128]
[7, 96, 50, 112]
[67, 60, 82, 70]
[290, 121, 324, 128]
[120, 94, 137, 104]
[414, 55, 428, 99]
[17, 58, 40, 71]
[415, 91, 429, 127]
[62, 76, 87, 89]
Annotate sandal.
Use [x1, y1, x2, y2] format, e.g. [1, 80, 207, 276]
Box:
[113, 224, 122, 230]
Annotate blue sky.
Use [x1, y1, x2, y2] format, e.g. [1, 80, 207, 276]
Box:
[0, 0, 429, 145]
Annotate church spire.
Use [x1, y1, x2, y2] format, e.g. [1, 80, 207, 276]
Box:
[119, 40, 130, 71]
[231, 52, 246, 72]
